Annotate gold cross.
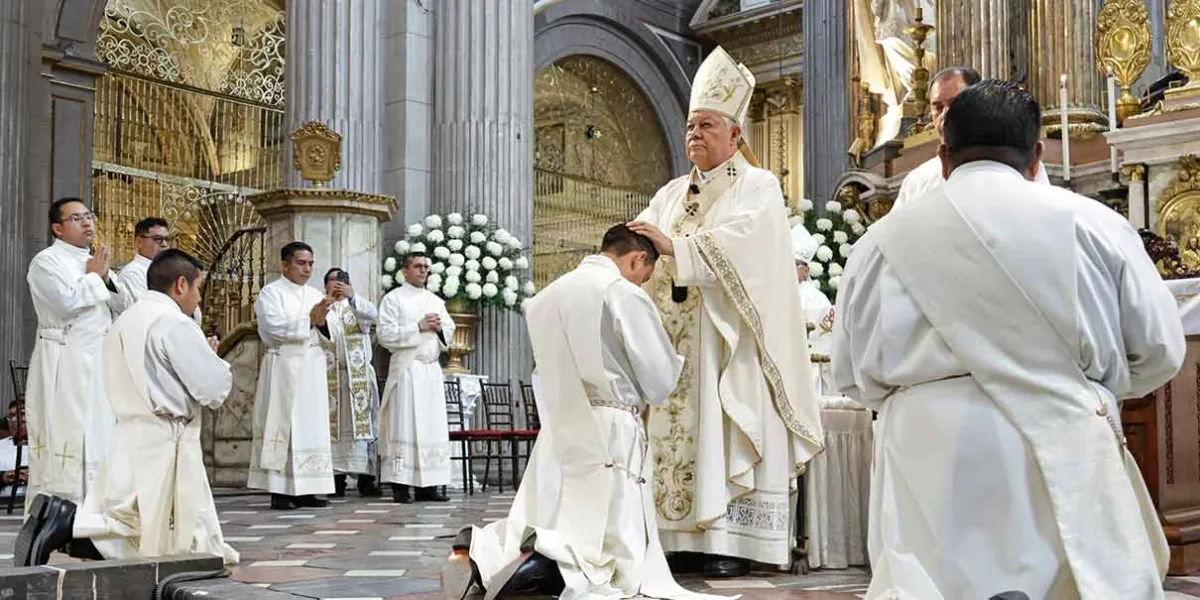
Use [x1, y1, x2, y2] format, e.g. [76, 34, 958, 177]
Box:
[54, 442, 76, 469]
[268, 430, 288, 453]
[28, 437, 45, 459]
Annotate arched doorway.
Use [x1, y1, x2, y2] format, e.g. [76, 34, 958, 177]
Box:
[532, 55, 673, 288]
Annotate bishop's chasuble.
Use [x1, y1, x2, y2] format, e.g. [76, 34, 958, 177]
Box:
[325, 296, 381, 476]
[471, 255, 728, 600]
[74, 292, 238, 564]
[376, 283, 454, 487]
[25, 239, 125, 510]
[637, 152, 824, 566]
[248, 277, 335, 496]
[834, 161, 1182, 599]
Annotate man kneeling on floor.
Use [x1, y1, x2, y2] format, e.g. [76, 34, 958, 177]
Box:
[16, 249, 239, 566]
[443, 225, 731, 600]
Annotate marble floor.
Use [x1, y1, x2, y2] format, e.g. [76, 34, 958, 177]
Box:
[0, 488, 1199, 599]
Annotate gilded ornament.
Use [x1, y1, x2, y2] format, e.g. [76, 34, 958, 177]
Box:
[1122, 163, 1146, 181]
[900, 8, 934, 122]
[1155, 155, 1200, 272]
[1095, 0, 1152, 123]
[290, 121, 343, 186]
[1166, 0, 1200, 99]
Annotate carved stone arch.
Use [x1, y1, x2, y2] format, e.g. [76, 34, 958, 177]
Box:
[833, 169, 894, 223]
[44, 0, 109, 52]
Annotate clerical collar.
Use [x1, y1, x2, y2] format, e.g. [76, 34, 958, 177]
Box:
[144, 290, 182, 310]
[279, 276, 307, 290]
[690, 152, 747, 189]
[582, 254, 620, 273]
[52, 238, 90, 257]
[132, 253, 153, 266]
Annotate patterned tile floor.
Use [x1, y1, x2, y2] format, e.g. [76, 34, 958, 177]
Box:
[0, 487, 1197, 599]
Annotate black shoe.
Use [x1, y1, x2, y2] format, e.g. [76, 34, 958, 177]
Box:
[270, 494, 296, 510]
[989, 593, 1030, 600]
[29, 496, 76, 566]
[392, 484, 413, 504]
[15, 494, 50, 566]
[294, 494, 330, 508]
[488, 551, 564, 599]
[416, 486, 451, 502]
[66, 537, 105, 560]
[357, 475, 381, 497]
[703, 556, 750, 578]
[333, 474, 347, 498]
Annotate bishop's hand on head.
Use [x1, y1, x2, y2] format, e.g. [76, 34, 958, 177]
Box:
[625, 221, 674, 257]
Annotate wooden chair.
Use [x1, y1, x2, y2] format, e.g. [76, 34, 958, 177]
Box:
[444, 380, 506, 495]
[519, 381, 540, 430]
[479, 382, 538, 492]
[5, 361, 28, 514]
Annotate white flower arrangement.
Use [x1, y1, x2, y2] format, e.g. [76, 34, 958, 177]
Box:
[793, 197, 868, 302]
[382, 211, 537, 310]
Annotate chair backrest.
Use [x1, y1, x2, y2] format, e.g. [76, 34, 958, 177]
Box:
[519, 381, 540, 430]
[9, 361, 27, 402]
[481, 381, 515, 430]
[444, 380, 465, 430]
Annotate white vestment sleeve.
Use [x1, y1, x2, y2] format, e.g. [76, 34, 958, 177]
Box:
[635, 183, 669, 223]
[437, 298, 455, 350]
[610, 287, 683, 406]
[830, 241, 884, 405]
[105, 270, 126, 313]
[377, 294, 422, 350]
[671, 173, 784, 287]
[27, 255, 113, 319]
[255, 285, 312, 345]
[156, 317, 232, 410]
[350, 296, 379, 326]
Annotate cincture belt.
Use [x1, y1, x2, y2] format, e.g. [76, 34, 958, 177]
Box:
[588, 398, 641, 417]
[36, 326, 70, 344]
[267, 341, 321, 355]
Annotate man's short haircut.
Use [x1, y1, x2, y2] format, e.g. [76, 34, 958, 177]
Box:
[931, 66, 982, 90]
[49, 197, 86, 225]
[402, 252, 428, 268]
[942, 79, 1042, 173]
[601, 224, 660, 262]
[281, 241, 314, 263]
[135, 216, 169, 236]
[324, 267, 345, 285]
[147, 248, 204, 294]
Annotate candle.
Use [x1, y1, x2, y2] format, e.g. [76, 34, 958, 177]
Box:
[915, 5, 923, 20]
[1107, 71, 1119, 174]
[1060, 74, 1071, 182]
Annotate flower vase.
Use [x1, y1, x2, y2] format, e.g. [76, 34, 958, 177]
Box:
[444, 297, 477, 374]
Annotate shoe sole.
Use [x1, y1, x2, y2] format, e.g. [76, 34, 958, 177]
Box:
[441, 551, 478, 600]
[14, 495, 48, 567]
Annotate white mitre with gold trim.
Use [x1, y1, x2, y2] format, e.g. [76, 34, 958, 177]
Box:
[690, 46, 756, 127]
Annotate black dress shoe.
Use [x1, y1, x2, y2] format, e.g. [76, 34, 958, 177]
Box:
[393, 484, 413, 504]
[488, 551, 564, 599]
[66, 537, 106, 560]
[703, 556, 750, 578]
[357, 474, 381, 497]
[270, 494, 296, 510]
[333, 474, 347, 498]
[416, 486, 451, 502]
[30, 496, 76, 566]
[15, 494, 50, 566]
[294, 494, 330, 508]
[989, 593, 1030, 600]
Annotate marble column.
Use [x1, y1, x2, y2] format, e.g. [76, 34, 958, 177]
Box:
[1028, 0, 1106, 128]
[803, 0, 851, 205]
[936, 0, 1028, 81]
[383, 0, 434, 240]
[284, 0, 385, 193]
[431, 0, 534, 384]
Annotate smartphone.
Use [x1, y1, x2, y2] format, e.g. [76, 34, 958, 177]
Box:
[336, 271, 351, 285]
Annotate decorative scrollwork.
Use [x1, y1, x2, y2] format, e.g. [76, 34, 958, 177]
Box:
[1096, 0, 1152, 123]
[1139, 229, 1200, 279]
[1167, 0, 1200, 88]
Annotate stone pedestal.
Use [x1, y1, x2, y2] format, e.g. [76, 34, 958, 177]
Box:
[1107, 111, 1200, 232]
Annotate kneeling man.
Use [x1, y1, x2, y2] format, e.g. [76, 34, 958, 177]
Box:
[445, 225, 727, 600]
[17, 249, 239, 566]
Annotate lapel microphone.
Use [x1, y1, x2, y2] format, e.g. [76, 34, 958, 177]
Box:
[688, 183, 700, 194]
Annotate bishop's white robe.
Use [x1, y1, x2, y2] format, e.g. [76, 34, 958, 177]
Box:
[470, 255, 726, 600]
[325, 296, 380, 475]
[637, 153, 824, 566]
[24, 239, 124, 510]
[248, 277, 334, 496]
[800, 280, 835, 394]
[115, 254, 203, 325]
[892, 156, 1050, 211]
[377, 283, 454, 487]
[74, 292, 238, 564]
[833, 161, 1182, 599]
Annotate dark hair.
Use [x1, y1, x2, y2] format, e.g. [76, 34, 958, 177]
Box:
[600, 224, 659, 262]
[147, 248, 204, 294]
[281, 241, 314, 263]
[7, 400, 18, 410]
[324, 267, 344, 285]
[402, 252, 428, 268]
[942, 79, 1042, 173]
[49, 197, 87, 225]
[134, 216, 169, 236]
[931, 66, 982, 90]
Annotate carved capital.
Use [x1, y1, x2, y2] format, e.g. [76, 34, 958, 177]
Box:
[1123, 163, 1146, 181]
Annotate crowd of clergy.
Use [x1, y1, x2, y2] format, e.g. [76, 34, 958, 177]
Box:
[7, 43, 1189, 600]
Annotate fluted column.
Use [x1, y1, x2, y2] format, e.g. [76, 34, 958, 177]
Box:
[431, 0, 534, 383]
[803, 0, 851, 205]
[936, 0, 1028, 80]
[284, 0, 385, 193]
[1028, 0, 1106, 128]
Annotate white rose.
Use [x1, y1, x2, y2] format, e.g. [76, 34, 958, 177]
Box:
[809, 262, 824, 277]
[447, 225, 465, 239]
[504, 275, 519, 290]
[482, 283, 499, 298]
[410, 242, 427, 253]
[506, 237, 523, 250]
[503, 289, 518, 306]
[383, 257, 397, 273]
[469, 231, 487, 244]
[840, 243, 853, 258]
[514, 256, 530, 270]
[447, 212, 464, 225]
[829, 263, 843, 276]
[825, 200, 843, 214]
[466, 282, 483, 299]
[833, 231, 849, 244]
[493, 229, 511, 244]
[471, 214, 488, 226]
[464, 246, 482, 260]
[381, 274, 394, 289]
[465, 259, 480, 272]
[486, 270, 500, 284]
[448, 253, 465, 267]
[428, 273, 443, 287]
[445, 266, 462, 279]
[843, 209, 862, 223]
[816, 245, 834, 262]
[407, 223, 423, 237]
[486, 241, 504, 256]
[444, 275, 461, 289]
[522, 280, 536, 295]
[426, 229, 445, 243]
[851, 222, 866, 235]
[427, 281, 441, 294]
[447, 239, 464, 251]
[481, 256, 498, 271]
[465, 270, 482, 283]
[830, 275, 842, 290]
[498, 257, 513, 270]
[434, 246, 451, 260]
[393, 240, 410, 255]
[424, 214, 443, 229]
[816, 218, 834, 231]
[430, 262, 446, 274]
[800, 198, 814, 212]
[443, 280, 460, 297]
[811, 233, 826, 246]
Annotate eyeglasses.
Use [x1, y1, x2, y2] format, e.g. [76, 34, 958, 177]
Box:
[61, 212, 95, 224]
[138, 235, 171, 244]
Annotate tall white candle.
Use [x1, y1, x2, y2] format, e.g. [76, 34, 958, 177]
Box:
[1107, 71, 1119, 174]
[1060, 74, 1071, 182]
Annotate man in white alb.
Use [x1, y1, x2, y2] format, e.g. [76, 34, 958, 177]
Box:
[892, 67, 1049, 212]
[322, 267, 382, 497]
[833, 80, 1182, 599]
[114, 217, 170, 301]
[16, 249, 238, 566]
[377, 252, 454, 504]
[24, 198, 125, 513]
[627, 46, 823, 577]
[447, 225, 727, 600]
[792, 225, 835, 394]
[249, 241, 336, 510]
